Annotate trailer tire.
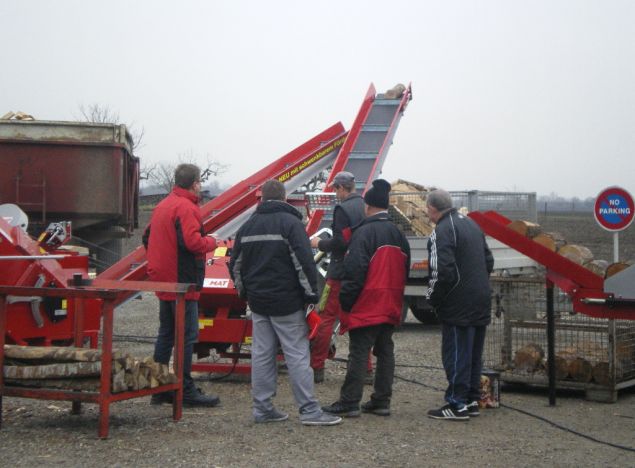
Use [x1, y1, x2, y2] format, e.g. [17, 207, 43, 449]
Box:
[409, 303, 439, 325]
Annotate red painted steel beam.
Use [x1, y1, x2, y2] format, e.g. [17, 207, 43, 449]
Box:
[469, 211, 635, 320]
[305, 85, 376, 235]
[469, 211, 603, 290]
[98, 123, 347, 284]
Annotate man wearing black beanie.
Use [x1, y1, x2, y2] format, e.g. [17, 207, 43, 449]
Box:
[323, 179, 410, 417]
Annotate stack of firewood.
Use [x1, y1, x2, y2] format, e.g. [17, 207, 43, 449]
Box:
[389, 180, 435, 236]
[3, 345, 176, 393]
[506, 220, 632, 278]
[513, 341, 632, 385]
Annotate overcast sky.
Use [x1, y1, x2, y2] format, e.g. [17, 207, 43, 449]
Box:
[2, 1, 634, 198]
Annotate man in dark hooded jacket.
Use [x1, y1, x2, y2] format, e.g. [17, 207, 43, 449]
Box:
[230, 179, 341, 426]
[425, 189, 494, 421]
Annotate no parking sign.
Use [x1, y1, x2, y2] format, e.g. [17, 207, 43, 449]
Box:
[594, 186, 634, 232]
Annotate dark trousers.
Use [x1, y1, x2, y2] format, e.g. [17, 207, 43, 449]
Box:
[341, 324, 395, 406]
[441, 322, 487, 408]
[154, 300, 199, 392]
[310, 279, 372, 372]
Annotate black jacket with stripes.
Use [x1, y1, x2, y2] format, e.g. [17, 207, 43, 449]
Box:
[426, 208, 494, 326]
[229, 200, 319, 316]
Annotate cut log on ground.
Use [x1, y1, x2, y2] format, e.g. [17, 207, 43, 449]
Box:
[507, 220, 542, 238]
[557, 244, 594, 265]
[532, 232, 566, 252]
[513, 343, 545, 372]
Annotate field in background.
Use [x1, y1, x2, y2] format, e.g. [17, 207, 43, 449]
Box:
[538, 212, 635, 262]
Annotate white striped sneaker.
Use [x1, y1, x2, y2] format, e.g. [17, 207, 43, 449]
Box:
[466, 401, 480, 417]
[427, 404, 469, 421]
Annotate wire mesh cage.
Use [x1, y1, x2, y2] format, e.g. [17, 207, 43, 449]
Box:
[485, 277, 635, 401]
[450, 191, 537, 222]
[305, 192, 337, 214]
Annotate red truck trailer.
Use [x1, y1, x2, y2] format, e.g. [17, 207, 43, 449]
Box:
[0, 119, 139, 270]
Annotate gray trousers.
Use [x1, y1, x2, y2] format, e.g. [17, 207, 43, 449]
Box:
[251, 310, 322, 420]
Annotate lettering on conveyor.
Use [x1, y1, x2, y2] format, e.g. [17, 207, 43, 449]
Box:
[277, 136, 345, 182]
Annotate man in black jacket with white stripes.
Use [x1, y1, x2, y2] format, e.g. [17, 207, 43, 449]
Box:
[425, 189, 494, 420]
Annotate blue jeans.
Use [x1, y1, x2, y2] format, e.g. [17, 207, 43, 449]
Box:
[441, 323, 487, 408]
[154, 300, 199, 392]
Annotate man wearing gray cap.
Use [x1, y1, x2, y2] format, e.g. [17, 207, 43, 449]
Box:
[310, 171, 366, 383]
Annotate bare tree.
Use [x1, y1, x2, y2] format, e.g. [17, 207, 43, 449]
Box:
[76, 103, 145, 153]
[140, 162, 157, 182]
[146, 150, 229, 194]
[295, 168, 330, 193]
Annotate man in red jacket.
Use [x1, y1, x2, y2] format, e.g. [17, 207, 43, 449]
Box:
[143, 163, 220, 407]
[322, 179, 410, 417]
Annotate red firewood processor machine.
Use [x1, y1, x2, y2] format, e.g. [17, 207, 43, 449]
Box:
[0, 83, 413, 376]
[469, 210, 635, 404]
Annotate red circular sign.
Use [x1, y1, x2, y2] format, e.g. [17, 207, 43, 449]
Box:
[593, 186, 635, 231]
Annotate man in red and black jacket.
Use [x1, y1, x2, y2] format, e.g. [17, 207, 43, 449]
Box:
[322, 179, 410, 418]
[143, 163, 220, 407]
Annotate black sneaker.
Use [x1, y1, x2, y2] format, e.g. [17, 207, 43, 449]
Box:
[427, 404, 469, 421]
[183, 387, 221, 408]
[466, 401, 480, 417]
[150, 391, 174, 405]
[322, 401, 361, 417]
[361, 400, 390, 416]
[314, 368, 325, 384]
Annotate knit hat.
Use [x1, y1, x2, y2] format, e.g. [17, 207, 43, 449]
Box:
[364, 179, 391, 209]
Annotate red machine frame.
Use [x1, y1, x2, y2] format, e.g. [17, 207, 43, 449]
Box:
[469, 210, 635, 320]
[0, 83, 413, 378]
[469, 210, 635, 405]
[0, 280, 193, 438]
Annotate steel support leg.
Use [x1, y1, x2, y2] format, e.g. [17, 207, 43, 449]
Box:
[546, 280, 556, 406]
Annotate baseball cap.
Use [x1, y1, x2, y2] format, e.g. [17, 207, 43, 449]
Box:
[328, 171, 355, 187]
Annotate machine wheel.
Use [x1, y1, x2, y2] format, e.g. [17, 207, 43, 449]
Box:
[410, 306, 439, 325]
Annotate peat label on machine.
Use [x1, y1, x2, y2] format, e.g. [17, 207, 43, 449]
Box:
[594, 186, 635, 232]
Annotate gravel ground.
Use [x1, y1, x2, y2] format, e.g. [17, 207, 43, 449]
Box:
[1, 293, 634, 467]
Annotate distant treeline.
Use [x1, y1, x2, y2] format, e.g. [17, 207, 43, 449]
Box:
[538, 194, 594, 213]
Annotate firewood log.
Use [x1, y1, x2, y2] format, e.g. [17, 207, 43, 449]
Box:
[3, 345, 121, 362]
[3, 361, 101, 379]
[514, 343, 545, 372]
[605, 261, 633, 278]
[557, 244, 594, 265]
[507, 220, 542, 238]
[532, 232, 566, 252]
[585, 259, 609, 277]
[553, 355, 570, 380]
[112, 369, 127, 393]
[384, 83, 406, 99]
[6, 378, 100, 391]
[592, 362, 610, 386]
[568, 357, 593, 382]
